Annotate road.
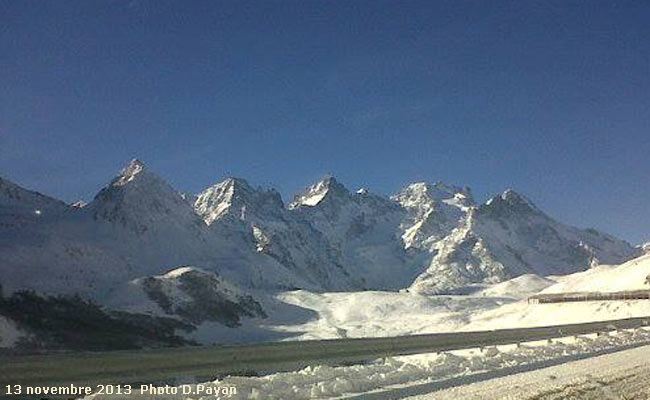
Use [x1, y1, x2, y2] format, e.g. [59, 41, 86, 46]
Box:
[404, 343, 650, 400]
[1, 317, 649, 399]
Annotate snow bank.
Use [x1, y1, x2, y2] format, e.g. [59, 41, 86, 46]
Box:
[82, 328, 650, 400]
[409, 342, 650, 399]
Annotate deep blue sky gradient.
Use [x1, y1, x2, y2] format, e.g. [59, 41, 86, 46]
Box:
[1, 0, 649, 242]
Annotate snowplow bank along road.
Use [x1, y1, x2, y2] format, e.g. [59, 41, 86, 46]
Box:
[2, 316, 650, 399]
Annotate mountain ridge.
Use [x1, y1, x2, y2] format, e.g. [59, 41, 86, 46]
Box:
[0, 160, 641, 300]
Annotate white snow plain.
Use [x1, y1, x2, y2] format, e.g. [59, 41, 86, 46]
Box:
[265, 255, 650, 341]
[267, 290, 650, 342]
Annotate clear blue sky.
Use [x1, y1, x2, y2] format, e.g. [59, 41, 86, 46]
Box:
[1, 0, 649, 243]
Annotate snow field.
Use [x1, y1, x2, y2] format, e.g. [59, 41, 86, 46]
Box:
[266, 287, 650, 344]
[543, 253, 650, 294]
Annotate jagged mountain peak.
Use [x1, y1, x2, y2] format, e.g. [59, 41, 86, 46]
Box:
[393, 181, 474, 206]
[221, 176, 253, 190]
[320, 175, 342, 186]
[89, 160, 204, 235]
[290, 175, 350, 208]
[353, 187, 403, 213]
[93, 159, 168, 201]
[290, 177, 398, 216]
[200, 177, 254, 202]
[195, 177, 283, 225]
[194, 176, 359, 291]
[210, 177, 281, 200]
[112, 159, 147, 186]
[393, 181, 474, 252]
[93, 159, 173, 202]
[480, 188, 540, 216]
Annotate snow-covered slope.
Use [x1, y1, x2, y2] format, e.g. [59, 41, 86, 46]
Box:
[289, 177, 419, 289]
[410, 190, 639, 294]
[0, 177, 70, 229]
[273, 290, 507, 340]
[477, 274, 556, 299]
[541, 253, 650, 294]
[128, 266, 266, 327]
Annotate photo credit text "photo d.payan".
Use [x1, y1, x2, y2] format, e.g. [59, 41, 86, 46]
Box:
[4, 384, 237, 397]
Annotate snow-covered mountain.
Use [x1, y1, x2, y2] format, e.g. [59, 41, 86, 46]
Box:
[1, 162, 192, 298]
[1, 160, 646, 350]
[0, 160, 641, 301]
[193, 177, 356, 290]
[409, 189, 640, 294]
[88, 159, 209, 239]
[392, 182, 474, 251]
[0, 161, 311, 300]
[289, 177, 420, 289]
